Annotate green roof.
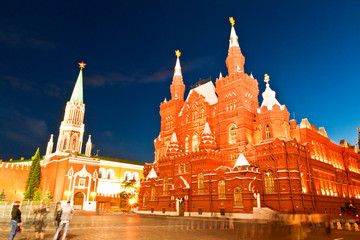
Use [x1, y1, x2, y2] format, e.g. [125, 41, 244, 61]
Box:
[70, 70, 83, 103]
[95, 156, 144, 166]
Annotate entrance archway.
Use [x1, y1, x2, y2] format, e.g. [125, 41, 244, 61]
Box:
[74, 192, 84, 209]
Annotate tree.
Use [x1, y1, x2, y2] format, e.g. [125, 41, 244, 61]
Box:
[24, 148, 42, 200]
[119, 179, 139, 211]
[43, 190, 53, 203]
[34, 188, 41, 201]
[0, 190, 5, 201]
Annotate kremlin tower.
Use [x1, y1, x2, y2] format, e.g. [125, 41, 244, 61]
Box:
[55, 62, 86, 154]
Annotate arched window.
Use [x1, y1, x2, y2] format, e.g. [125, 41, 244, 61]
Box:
[163, 177, 168, 195]
[99, 168, 106, 179]
[63, 137, 68, 150]
[264, 171, 275, 193]
[143, 193, 147, 206]
[132, 172, 139, 181]
[218, 180, 226, 199]
[124, 171, 131, 181]
[185, 137, 189, 152]
[151, 186, 156, 200]
[229, 125, 237, 144]
[71, 138, 77, 151]
[198, 173, 204, 193]
[265, 125, 271, 139]
[106, 169, 115, 180]
[234, 187, 243, 206]
[192, 135, 199, 151]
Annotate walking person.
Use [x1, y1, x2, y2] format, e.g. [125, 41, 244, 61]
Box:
[8, 201, 21, 240]
[34, 204, 48, 240]
[54, 202, 62, 240]
[52, 201, 74, 240]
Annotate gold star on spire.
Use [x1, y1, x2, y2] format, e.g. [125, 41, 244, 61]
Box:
[229, 17, 235, 27]
[78, 61, 86, 70]
[264, 74, 270, 86]
[175, 50, 181, 58]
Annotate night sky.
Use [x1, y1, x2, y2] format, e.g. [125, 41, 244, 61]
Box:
[1, 0, 359, 163]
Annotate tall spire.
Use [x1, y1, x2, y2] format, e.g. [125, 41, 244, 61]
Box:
[229, 17, 239, 48]
[70, 62, 85, 103]
[170, 50, 185, 101]
[226, 17, 245, 75]
[56, 62, 86, 154]
[174, 50, 182, 77]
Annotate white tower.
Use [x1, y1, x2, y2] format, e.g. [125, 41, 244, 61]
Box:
[56, 62, 86, 154]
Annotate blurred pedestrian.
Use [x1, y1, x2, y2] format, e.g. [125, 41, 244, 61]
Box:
[34, 204, 48, 240]
[54, 202, 62, 227]
[52, 201, 74, 240]
[53, 202, 62, 240]
[8, 201, 21, 240]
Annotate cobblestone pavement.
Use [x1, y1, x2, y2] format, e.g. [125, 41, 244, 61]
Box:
[1, 213, 360, 240]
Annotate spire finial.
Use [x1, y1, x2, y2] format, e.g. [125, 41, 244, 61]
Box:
[264, 74, 270, 87]
[229, 17, 235, 27]
[175, 50, 181, 59]
[79, 61, 86, 71]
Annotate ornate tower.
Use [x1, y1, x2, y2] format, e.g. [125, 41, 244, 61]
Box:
[215, 17, 259, 157]
[156, 51, 186, 160]
[56, 62, 86, 154]
[255, 74, 290, 143]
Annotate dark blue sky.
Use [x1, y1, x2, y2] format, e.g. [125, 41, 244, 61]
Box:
[1, 0, 359, 162]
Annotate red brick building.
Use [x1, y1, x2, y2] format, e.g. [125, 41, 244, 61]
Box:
[138, 18, 360, 217]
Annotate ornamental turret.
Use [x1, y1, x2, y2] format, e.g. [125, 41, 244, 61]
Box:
[166, 132, 180, 156]
[85, 135, 92, 157]
[226, 17, 245, 75]
[45, 134, 54, 157]
[199, 122, 216, 150]
[255, 74, 290, 143]
[56, 62, 86, 153]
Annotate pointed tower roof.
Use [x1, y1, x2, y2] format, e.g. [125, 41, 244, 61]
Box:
[174, 50, 182, 77]
[70, 62, 86, 103]
[167, 132, 180, 155]
[170, 132, 178, 142]
[146, 167, 158, 180]
[86, 135, 92, 143]
[219, 72, 223, 79]
[203, 122, 212, 135]
[234, 153, 250, 168]
[199, 122, 216, 150]
[260, 74, 282, 110]
[229, 17, 240, 49]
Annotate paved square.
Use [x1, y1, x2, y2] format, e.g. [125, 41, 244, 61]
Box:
[1, 213, 360, 239]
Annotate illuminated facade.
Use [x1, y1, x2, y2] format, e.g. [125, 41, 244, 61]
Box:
[138, 18, 360, 217]
[0, 63, 143, 211]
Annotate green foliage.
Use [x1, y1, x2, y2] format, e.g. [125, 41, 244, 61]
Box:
[24, 186, 32, 200]
[33, 188, 41, 201]
[43, 190, 52, 202]
[0, 190, 5, 201]
[24, 148, 41, 200]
